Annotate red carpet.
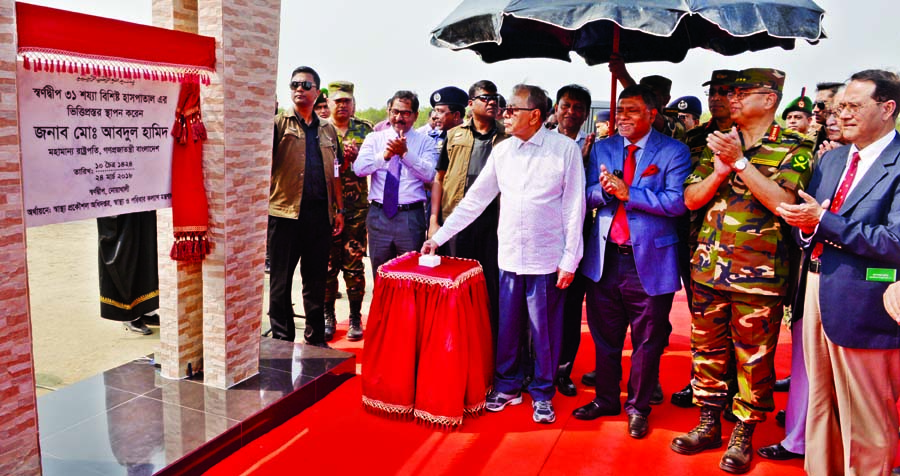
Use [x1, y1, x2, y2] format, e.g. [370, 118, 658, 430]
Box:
[206, 292, 899, 475]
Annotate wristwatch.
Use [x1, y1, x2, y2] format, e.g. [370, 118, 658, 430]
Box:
[733, 157, 749, 172]
[336, 208, 346, 215]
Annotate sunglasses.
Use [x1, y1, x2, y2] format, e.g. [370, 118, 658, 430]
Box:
[290, 80, 315, 91]
[814, 101, 828, 110]
[705, 87, 731, 97]
[474, 94, 500, 103]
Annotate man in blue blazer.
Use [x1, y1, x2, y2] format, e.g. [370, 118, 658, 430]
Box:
[571, 85, 691, 439]
[778, 69, 900, 476]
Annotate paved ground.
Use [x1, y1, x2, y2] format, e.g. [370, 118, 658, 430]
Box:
[27, 218, 373, 397]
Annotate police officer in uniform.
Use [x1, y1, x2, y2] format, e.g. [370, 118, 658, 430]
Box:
[670, 68, 814, 474]
[323, 80, 372, 341]
[666, 95, 702, 131]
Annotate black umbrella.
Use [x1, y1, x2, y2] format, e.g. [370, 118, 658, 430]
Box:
[431, 0, 826, 125]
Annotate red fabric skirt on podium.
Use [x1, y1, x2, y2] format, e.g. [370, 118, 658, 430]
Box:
[362, 252, 494, 428]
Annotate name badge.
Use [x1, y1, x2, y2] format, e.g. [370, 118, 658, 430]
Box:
[866, 268, 897, 282]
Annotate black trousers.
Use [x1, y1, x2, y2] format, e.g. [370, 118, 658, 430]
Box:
[559, 270, 587, 377]
[268, 201, 331, 343]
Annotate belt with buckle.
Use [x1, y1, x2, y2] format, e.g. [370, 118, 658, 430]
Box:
[809, 259, 822, 274]
[371, 201, 425, 212]
[608, 242, 633, 255]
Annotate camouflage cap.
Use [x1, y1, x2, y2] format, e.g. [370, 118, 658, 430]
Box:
[702, 69, 739, 87]
[781, 94, 814, 119]
[328, 81, 354, 100]
[639, 75, 672, 96]
[732, 68, 786, 93]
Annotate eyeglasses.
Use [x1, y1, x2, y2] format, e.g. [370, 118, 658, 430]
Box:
[290, 80, 315, 91]
[835, 101, 884, 115]
[726, 90, 775, 101]
[813, 101, 828, 111]
[474, 94, 500, 103]
[389, 108, 414, 118]
[501, 107, 539, 116]
[705, 87, 731, 97]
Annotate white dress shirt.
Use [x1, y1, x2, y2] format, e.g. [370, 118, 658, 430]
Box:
[354, 127, 437, 204]
[554, 127, 587, 149]
[433, 126, 586, 274]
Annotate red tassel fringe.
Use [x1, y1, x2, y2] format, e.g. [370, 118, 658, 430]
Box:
[170, 231, 211, 262]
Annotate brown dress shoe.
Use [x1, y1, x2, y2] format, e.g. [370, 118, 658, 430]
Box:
[720, 421, 756, 474]
[628, 414, 649, 439]
[671, 406, 722, 455]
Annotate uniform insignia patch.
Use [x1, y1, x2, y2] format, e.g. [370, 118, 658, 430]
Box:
[792, 152, 811, 172]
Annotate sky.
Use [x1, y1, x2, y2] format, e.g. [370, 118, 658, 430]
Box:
[22, 0, 900, 113]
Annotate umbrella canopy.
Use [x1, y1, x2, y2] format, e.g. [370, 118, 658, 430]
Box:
[430, 0, 826, 65]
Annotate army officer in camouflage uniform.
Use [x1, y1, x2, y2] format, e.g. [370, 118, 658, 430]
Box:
[670, 68, 814, 474]
[324, 81, 373, 342]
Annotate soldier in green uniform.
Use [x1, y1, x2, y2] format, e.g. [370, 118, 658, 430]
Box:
[670, 68, 814, 474]
[670, 70, 740, 412]
[324, 81, 373, 341]
[781, 91, 814, 137]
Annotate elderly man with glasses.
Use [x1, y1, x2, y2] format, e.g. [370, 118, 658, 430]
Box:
[670, 68, 815, 474]
[423, 84, 585, 425]
[268, 66, 345, 346]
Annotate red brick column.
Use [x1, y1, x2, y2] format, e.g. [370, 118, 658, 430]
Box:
[0, 1, 42, 474]
[198, 0, 278, 388]
[152, 0, 205, 380]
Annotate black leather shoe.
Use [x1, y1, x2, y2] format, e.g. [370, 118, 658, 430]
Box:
[628, 414, 649, 439]
[572, 400, 621, 420]
[649, 382, 664, 405]
[142, 314, 160, 326]
[774, 376, 791, 392]
[556, 375, 577, 397]
[775, 409, 785, 427]
[757, 443, 803, 460]
[581, 370, 596, 387]
[671, 383, 694, 408]
[305, 340, 331, 349]
[123, 318, 152, 335]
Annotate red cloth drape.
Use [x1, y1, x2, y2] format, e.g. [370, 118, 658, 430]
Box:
[169, 82, 210, 261]
[16, 2, 215, 83]
[362, 252, 494, 428]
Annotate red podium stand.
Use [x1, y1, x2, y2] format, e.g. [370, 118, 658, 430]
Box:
[361, 252, 494, 428]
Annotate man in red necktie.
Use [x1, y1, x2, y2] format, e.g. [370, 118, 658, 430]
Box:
[572, 85, 691, 440]
[778, 69, 900, 476]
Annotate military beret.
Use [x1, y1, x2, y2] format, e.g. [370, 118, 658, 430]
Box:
[781, 95, 814, 119]
[732, 68, 786, 93]
[666, 96, 702, 118]
[702, 69, 739, 87]
[328, 81, 354, 100]
[639, 75, 672, 96]
[429, 86, 468, 108]
[315, 88, 328, 105]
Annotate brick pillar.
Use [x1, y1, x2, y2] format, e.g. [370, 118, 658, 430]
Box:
[197, 0, 278, 388]
[0, 1, 41, 475]
[152, 0, 205, 380]
[153, 0, 199, 33]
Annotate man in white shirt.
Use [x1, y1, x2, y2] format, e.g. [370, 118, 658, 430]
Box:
[355, 91, 438, 276]
[422, 84, 586, 425]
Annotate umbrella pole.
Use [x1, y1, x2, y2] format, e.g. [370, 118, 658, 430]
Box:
[609, 25, 620, 130]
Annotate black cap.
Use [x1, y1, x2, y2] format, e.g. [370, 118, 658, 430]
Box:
[429, 86, 468, 108]
[702, 70, 739, 87]
[639, 75, 672, 96]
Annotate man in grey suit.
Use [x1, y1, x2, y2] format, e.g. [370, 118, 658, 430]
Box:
[778, 69, 900, 476]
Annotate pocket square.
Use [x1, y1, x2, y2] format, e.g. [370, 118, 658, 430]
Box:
[641, 164, 660, 177]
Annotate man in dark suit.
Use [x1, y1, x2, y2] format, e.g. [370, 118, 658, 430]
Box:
[778, 69, 900, 476]
[572, 85, 691, 439]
